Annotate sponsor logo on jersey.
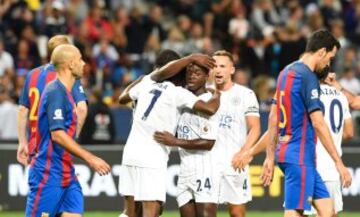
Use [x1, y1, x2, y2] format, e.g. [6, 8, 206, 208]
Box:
[53, 109, 64, 120]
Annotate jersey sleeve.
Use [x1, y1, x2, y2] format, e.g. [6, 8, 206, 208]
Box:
[46, 90, 67, 131]
[174, 87, 198, 109]
[128, 75, 154, 100]
[301, 71, 322, 113]
[244, 90, 260, 117]
[18, 73, 31, 108]
[71, 79, 87, 104]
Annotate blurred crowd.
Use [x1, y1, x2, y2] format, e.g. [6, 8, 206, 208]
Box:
[1, 0, 360, 140]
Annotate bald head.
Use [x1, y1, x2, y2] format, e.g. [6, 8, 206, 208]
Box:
[48, 35, 71, 57]
[51, 44, 79, 70]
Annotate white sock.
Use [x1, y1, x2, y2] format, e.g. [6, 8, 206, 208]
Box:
[119, 214, 129, 217]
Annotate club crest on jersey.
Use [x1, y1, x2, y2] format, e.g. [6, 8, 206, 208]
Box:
[41, 213, 49, 217]
[53, 109, 64, 120]
[307, 196, 313, 204]
[202, 123, 210, 134]
[311, 89, 319, 99]
[232, 97, 241, 106]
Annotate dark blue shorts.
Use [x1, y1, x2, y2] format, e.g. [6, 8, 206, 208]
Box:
[25, 171, 83, 217]
[278, 163, 330, 211]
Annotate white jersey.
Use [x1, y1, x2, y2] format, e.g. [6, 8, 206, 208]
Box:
[177, 92, 219, 176]
[122, 75, 198, 168]
[316, 84, 351, 181]
[212, 84, 260, 174]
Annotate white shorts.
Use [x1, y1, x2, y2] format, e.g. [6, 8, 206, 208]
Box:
[304, 180, 343, 215]
[118, 165, 167, 202]
[218, 169, 252, 205]
[176, 174, 219, 207]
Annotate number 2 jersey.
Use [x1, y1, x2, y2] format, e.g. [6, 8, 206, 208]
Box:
[275, 61, 322, 167]
[122, 75, 199, 169]
[317, 84, 351, 181]
[177, 92, 219, 176]
[19, 63, 87, 157]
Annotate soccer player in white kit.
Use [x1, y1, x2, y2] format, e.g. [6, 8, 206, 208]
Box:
[306, 78, 353, 217]
[118, 50, 220, 217]
[154, 63, 219, 217]
[211, 50, 261, 216]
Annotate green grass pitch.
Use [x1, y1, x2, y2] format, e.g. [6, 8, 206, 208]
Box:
[1, 211, 360, 217]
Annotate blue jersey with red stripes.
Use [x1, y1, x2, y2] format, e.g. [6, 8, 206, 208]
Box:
[275, 61, 322, 167]
[30, 79, 78, 187]
[19, 63, 86, 157]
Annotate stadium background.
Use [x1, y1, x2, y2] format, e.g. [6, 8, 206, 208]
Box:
[0, 0, 360, 216]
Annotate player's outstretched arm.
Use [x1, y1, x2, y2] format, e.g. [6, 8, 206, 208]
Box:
[119, 75, 145, 105]
[310, 110, 352, 187]
[17, 105, 29, 166]
[192, 90, 221, 115]
[150, 54, 216, 82]
[153, 131, 215, 150]
[76, 101, 87, 138]
[51, 130, 111, 175]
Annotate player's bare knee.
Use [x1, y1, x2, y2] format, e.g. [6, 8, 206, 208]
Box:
[284, 210, 304, 217]
[317, 209, 335, 217]
[142, 201, 161, 217]
[229, 207, 246, 217]
[60, 212, 82, 217]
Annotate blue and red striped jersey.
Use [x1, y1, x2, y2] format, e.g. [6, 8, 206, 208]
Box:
[19, 63, 87, 156]
[275, 61, 322, 166]
[30, 79, 77, 187]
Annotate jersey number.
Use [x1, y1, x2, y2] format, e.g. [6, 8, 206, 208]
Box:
[322, 99, 343, 134]
[196, 178, 211, 192]
[279, 91, 286, 129]
[142, 89, 162, 120]
[29, 87, 40, 121]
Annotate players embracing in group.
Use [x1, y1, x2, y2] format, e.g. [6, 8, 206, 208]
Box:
[118, 30, 353, 217]
[17, 30, 353, 217]
[118, 49, 260, 217]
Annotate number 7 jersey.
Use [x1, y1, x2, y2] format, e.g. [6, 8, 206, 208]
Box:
[122, 75, 198, 168]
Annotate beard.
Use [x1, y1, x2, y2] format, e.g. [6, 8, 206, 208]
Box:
[315, 65, 330, 80]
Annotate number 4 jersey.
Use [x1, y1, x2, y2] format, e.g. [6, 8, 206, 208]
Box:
[122, 75, 199, 169]
[317, 84, 351, 181]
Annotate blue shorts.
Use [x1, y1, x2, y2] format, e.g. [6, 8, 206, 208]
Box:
[278, 163, 329, 211]
[25, 171, 83, 217]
